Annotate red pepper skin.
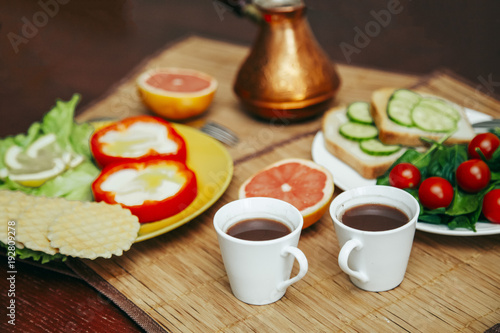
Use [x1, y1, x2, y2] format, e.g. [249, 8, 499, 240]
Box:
[92, 158, 197, 223]
[90, 116, 187, 167]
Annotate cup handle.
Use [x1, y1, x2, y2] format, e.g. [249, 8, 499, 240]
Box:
[277, 246, 308, 292]
[338, 239, 368, 283]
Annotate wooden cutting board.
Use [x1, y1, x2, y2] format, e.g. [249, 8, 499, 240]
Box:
[71, 36, 500, 332]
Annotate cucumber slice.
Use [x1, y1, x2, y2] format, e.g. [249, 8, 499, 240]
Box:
[387, 89, 460, 132]
[392, 89, 421, 105]
[411, 105, 457, 132]
[347, 102, 373, 124]
[360, 139, 401, 156]
[418, 98, 461, 121]
[339, 122, 378, 141]
[387, 99, 413, 126]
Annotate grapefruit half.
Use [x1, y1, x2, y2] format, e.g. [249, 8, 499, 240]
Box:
[238, 158, 334, 229]
[137, 68, 217, 120]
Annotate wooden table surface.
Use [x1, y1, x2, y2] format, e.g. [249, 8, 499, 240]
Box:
[1, 2, 500, 333]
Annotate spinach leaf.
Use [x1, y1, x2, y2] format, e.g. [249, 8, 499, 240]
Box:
[377, 135, 455, 186]
[486, 143, 500, 172]
[448, 215, 476, 231]
[418, 214, 447, 225]
[489, 127, 500, 137]
[427, 144, 467, 185]
[472, 129, 500, 172]
[446, 190, 482, 216]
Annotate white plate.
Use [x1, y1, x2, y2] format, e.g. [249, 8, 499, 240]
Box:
[416, 221, 500, 236]
[312, 108, 500, 236]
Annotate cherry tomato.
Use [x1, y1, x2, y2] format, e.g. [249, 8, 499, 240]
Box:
[456, 159, 491, 193]
[389, 163, 421, 189]
[468, 132, 500, 160]
[418, 177, 454, 210]
[482, 189, 500, 223]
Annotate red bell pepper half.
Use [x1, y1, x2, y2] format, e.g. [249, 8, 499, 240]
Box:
[92, 158, 197, 223]
[90, 115, 187, 167]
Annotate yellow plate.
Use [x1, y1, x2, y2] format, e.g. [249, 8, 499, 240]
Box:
[134, 123, 233, 242]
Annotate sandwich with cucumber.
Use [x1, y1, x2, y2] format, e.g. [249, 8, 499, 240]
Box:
[371, 87, 475, 146]
[322, 102, 407, 179]
[321, 88, 474, 179]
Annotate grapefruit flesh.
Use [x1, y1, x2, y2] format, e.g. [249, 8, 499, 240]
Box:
[239, 158, 334, 229]
[146, 73, 211, 93]
[137, 68, 217, 120]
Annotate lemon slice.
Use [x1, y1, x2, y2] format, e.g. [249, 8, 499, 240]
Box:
[3, 133, 83, 187]
[9, 158, 67, 187]
[4, 145, 25, 169]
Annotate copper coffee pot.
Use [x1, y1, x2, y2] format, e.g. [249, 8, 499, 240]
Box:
[233, 0, 341, 122]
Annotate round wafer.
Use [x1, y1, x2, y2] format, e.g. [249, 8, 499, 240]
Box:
[48, 201, 140, 259]
[0, 190, 37, 248]
[17, 197, 82, 255]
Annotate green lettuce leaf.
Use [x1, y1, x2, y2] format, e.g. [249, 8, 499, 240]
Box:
[34, 161, 99, 201]
[40, 94, 81, 152]
[0, 94, 97, 201]
[1, 242, 67, 264]
[70, 121, 95, 159]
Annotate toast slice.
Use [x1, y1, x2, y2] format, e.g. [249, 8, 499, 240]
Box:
[322, 106, 406, 179]
[371, 87, 475, 147]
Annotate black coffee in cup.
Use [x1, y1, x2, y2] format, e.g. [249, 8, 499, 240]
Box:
[227, 218, 291, 241]
[341, 204, 409, 232]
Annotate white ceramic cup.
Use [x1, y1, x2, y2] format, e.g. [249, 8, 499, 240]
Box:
[213, 197, 308, 305]
[329, 185, 420, 292]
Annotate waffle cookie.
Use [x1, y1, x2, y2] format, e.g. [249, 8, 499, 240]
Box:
[0, 190, 140, 259]
[48, 201, 140, 259]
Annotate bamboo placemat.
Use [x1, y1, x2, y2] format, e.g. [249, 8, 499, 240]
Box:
[72, 36, 500, 332]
